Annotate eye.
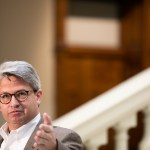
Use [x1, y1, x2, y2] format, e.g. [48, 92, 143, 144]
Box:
[0, 94, 10, 99]
[16, 91, 28, 98]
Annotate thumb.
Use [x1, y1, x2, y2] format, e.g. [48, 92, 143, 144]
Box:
[43, 112, 52, 125]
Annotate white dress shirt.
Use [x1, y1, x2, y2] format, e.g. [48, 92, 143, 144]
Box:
[0, 113, 41, 150]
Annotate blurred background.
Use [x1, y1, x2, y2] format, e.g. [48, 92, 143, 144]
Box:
[0, 0, 150, 149]
[0, 0, 150, 118]
[0, 0, 55, 119]
[55, 0, 150, 117]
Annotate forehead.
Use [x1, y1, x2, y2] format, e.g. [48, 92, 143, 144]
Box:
[0, 75, 23, 83]
[0, 75, 31, 92]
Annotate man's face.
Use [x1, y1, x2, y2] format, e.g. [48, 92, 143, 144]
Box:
[0, 75, 42, 130]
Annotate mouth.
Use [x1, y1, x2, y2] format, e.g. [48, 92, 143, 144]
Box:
[9, 110, 23, 114]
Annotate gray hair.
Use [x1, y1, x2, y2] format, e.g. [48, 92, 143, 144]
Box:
[0, 61, 41, 92]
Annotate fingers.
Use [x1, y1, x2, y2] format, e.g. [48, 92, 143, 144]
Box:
[35, 130, 50, 140]
[33, 113, 57, 150]
[39, 123, 53, 133]
[33, 129, 50, 149]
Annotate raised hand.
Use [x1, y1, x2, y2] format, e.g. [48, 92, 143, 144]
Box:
[33, 113, 57, 150]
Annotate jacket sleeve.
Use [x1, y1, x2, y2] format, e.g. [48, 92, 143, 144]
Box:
[54, 126, 84, 150]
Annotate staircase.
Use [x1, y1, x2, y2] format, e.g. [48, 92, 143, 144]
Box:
[54, 68, 150, 150]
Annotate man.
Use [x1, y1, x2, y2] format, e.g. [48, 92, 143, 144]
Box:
[0, 61, 83, 150]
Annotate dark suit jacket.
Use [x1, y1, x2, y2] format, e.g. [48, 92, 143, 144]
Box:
[0, 119, 84, 150]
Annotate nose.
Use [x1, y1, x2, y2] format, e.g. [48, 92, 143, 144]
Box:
[10, 95, 20, 108]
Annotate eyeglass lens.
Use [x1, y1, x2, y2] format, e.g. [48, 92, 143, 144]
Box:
[0, 90, 30, 104]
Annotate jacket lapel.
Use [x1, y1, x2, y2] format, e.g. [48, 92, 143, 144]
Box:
[24, 118, 42, 150]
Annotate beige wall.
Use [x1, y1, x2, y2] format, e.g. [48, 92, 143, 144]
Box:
[0, 0, 56, 124]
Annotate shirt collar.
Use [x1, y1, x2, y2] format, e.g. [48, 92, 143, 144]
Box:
[0, 113, 41, 141]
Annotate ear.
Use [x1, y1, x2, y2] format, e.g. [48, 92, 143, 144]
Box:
[36, 89, 42, 106]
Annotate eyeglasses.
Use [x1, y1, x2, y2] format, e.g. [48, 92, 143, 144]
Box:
[0, 90, 33, 104]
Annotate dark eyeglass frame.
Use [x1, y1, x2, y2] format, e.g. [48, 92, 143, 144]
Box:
[0, 90, 33, 104]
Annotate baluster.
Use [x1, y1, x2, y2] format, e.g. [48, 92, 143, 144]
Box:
[114, 114, 137, 150]
[85, 130, 108, 150]
[138, 106, 150, 150]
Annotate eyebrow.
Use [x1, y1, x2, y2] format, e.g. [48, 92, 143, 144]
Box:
[0, 89, 28, 95]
